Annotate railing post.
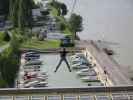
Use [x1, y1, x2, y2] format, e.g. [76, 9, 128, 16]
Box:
[12, 96, 15, 100]
[60, 94, 64, 100]
[45, 96, 47, 100]
[77, 95, 80, 100]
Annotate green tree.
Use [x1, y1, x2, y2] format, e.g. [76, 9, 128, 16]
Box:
[50, 1, 67, 16]
[69, 13, 83, 40]
[0, 32, 20, 87]
[9, 0, 35, 31]
[60, 3, 67, 16]
[0, 0, 9, 16]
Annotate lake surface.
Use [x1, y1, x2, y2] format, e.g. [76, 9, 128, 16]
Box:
[58, 0, 133, 67]
[40, 54, 88, 87]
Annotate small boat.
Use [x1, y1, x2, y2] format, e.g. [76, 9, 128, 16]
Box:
[24, 80, 39, 88]
[76, 70, 97, 76]
[81, 76, 99, 82]
[25, 52, 40, 55]
[70, 53, 85, 59]
[33, 81, 48, 87]
[24, 56, 40, 61]
[36, 76, 48, 81]
[24, 68, 40, 72]
[78, 68, 91, 72]
[23, 65, 40, 69]
[72, 65, 89, 69]
[72, 59, 89, 65]
[25, 60, 42, 66]
[103, 48, 114, 55]
[25, 54, 40, 58]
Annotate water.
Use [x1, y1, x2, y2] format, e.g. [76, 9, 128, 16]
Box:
[57, 0, 133, 67]
[40, 54, 88, 87]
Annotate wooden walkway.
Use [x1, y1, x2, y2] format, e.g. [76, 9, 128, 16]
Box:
[76, 40, 132, 85]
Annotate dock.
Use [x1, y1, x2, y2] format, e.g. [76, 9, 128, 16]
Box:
[76, 40, 132, 85]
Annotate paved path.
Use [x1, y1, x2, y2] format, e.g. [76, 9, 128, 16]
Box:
[76, 40, 132, 85]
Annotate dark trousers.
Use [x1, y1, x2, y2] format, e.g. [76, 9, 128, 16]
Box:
[54, 57, 71, 72]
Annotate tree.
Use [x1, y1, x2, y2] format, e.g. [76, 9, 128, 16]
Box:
[69, 13, 83, 39]
[0, 34, 20, 87]
[50, 1, 67, 16]
[60, 3, 67, 16]
[9, 0, 35, 31]
[0, 0, 9, 16]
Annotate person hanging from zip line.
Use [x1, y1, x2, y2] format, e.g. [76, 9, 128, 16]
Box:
[54, 48, 71, 72]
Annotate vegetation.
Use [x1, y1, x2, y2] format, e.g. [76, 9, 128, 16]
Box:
[0, 32, 10, 46]
[0, 33, 20, 88]
[69, 13, 83, 39]
[0, 0, 9, 16]
[21, 37, 60, 50]
[9, 0, 35, 31]
[49, 1, 83, 42]
[49, 1, 68, 16]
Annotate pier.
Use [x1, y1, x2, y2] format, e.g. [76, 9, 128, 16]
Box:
[76, 40, 132, 85]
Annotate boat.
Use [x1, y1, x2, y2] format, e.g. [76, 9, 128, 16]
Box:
[25, 52, 40, 55]
[24, 80, 39, 88]
[24, 56, 40, 61]
[103, 48, 114, 55]
[76, 69, 97, 76]
[24, 76, 48, 84]
[25, 60, 42, 66]
[24, 68, 41, 72]
[78, 68, 91, 72]
[71, 58, 89, 65]
[81, 76, 99, 82]
[70, 53, 85, 60]
[25, 54, 40, 58]
[23, 65, 40, 69]
[36, 76, 48, 81]
[72, 65, 89, 69]
[33, 81, 48, 87]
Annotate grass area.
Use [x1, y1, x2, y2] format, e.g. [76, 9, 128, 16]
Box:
[63, 28, 73, 35]
[21, 38, 60, 50]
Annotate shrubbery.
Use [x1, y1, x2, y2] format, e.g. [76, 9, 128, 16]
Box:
[0, 32, 20, 88]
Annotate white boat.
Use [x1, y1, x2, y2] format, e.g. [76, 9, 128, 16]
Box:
[72, 65, 89, 69]
[24, 68, 41, 72]
[76, 70, 97, 76]
[78, 68, 91, 72]
[25, 60, 42, 66]
[70, 53, 85, 59]
[25, 52, 39, 55]
[81, 76, 99, 82]
[24, 80, 39, 88]
[23, 65, 40, 69]
[33, 81, 48, 87]
[36, 76, 48, 81]
[71, 56, 81, 61]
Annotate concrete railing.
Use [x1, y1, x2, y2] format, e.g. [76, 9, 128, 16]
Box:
[0, 86, 132, 100]
[0, 86, 133, 95]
